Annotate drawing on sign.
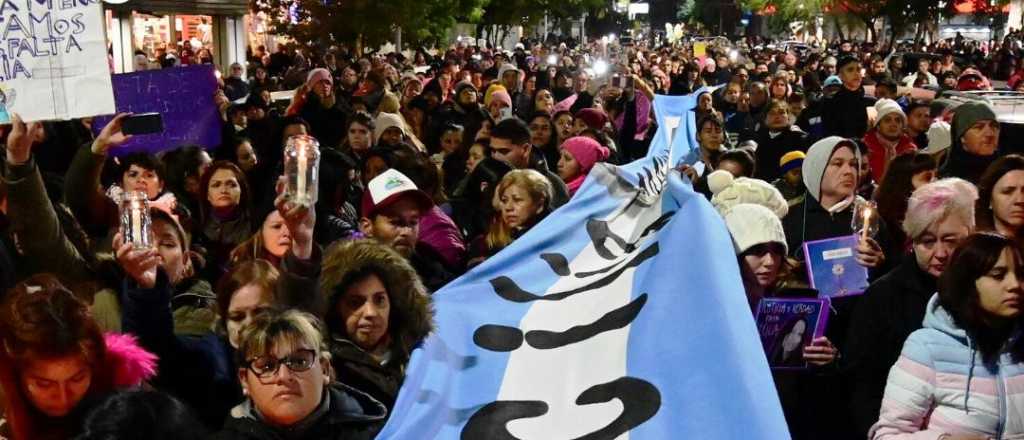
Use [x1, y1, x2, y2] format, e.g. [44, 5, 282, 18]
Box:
[462, 157, 671, 439]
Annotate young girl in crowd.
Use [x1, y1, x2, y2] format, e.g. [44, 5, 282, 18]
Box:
[558, 136, 611, 197]
[871, 232, 1024, 439]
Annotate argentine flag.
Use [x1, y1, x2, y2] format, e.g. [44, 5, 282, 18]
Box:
[376, 91, 789, 439]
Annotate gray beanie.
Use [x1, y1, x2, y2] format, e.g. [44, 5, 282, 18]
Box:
[802, 136, 861, 202]
[951, 101, 997, 147]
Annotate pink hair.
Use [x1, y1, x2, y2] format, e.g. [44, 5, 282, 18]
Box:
[903, 178, 978, 240]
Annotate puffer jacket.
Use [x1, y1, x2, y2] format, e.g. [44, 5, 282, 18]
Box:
[870, 295, 1024, 439]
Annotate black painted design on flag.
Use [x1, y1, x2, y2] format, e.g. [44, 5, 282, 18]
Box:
[489, 243, 659, 304]
[463, 160, 671, 438]
[474, 295, 649, 352]
[460, 377, 661, 440]
[525, 294, 648, 350]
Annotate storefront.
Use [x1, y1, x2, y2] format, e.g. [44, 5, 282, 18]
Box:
[103, 0, 249, 74]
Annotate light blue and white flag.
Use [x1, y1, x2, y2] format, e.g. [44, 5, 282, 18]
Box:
[376, 92, 789, 439]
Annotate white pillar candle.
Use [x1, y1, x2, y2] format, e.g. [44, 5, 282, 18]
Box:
[131, 200, 143, 245]
[296, 143, 308, 202]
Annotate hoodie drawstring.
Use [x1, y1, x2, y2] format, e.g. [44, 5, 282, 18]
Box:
[965, 338, 976, 413]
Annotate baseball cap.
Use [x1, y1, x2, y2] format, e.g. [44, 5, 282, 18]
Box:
[361, 169, 434, 219]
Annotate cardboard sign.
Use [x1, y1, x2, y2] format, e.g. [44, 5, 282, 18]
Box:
[0, 0, 115, 122]
[92, 65, 221, 155]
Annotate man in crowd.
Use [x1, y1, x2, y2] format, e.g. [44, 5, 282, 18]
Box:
[489, 118, 570, 208]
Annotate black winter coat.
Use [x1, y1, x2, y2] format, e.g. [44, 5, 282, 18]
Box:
[748, 126, 809, 182]
[328, 339, 404, 411]
[822, 86, 875, 139]
[212, 384, 386, 440]
[843, 255, 937, 438]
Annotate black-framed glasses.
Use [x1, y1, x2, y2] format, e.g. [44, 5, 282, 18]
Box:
[246, 349, 317, 379]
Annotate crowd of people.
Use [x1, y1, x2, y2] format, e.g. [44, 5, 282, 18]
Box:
[2, 30, 1024, 439]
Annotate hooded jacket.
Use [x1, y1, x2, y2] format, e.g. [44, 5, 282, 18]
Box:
[782, 136, 864, 260]
[319, 240, 434, 409]
[870, 295, 1024, 439]
[213, 383, 386, 440]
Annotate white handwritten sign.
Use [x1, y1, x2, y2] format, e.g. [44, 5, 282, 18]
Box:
[0, 0, 114, 122]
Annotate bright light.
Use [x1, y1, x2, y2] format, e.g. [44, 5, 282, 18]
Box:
[609, 33, 617, 41]
[601, 36, 609, 45]
[729, 49, 739, 62]
[546, 54, 558, 65]
[584, 68, 595, 77]
[215, 70, 222, 79]
[593, 59, 609, 76]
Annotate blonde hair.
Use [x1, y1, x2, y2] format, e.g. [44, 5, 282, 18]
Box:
[235, 309, 329, 365]
[485, 169, 553, 250]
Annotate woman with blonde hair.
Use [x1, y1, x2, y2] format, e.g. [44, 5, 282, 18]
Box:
[467, 169, 553, 266]
[214, 309, 386, 439]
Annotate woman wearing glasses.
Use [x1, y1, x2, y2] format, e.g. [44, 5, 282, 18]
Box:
[214, 309, 386, 440]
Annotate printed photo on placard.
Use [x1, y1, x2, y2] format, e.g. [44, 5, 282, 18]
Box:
[755, 298, 830, 370]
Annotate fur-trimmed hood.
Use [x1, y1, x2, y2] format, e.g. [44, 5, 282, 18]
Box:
[319, 239, 434, 364]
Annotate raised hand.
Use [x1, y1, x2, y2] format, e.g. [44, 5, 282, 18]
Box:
[113, 232, 160, 289]
[91, 113, 133, 156]
[275, 177, 315, 260]
[6, 113, 44, 166]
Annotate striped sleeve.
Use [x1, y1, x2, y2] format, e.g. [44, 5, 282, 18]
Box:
[869, 333, 947, 440]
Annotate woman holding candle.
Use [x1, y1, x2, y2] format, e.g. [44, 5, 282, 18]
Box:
[120, 189, 323, 429]
[975, 154, 1024, 240]
[64, 113, 177, 244]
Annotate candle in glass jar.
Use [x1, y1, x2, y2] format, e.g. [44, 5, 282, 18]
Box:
[131, 200, 143, 245]
[296, 143, 308, 202]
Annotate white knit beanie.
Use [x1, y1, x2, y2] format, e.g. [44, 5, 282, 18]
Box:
[709, 170, 789, 219]
[873, 98, 905, 127]
[924, 121, 952, 155]
[724, 204, 788, 255]
[803, 136, 861, 202]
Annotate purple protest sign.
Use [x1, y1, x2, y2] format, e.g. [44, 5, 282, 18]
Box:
[92, 65, 221, 155]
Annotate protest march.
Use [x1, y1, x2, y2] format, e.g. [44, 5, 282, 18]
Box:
[1, 0, 1024, 438]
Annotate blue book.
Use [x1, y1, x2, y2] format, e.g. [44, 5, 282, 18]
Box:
[755, 298, 830, 370]
[803, 234, 869, 298]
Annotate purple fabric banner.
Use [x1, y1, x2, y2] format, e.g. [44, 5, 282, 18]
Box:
[92, 65, 221, 155]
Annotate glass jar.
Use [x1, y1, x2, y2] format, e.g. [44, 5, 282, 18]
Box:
[283, 134, 321, 206]
[120, 191, 152, 249]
